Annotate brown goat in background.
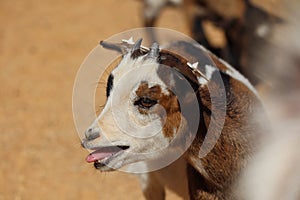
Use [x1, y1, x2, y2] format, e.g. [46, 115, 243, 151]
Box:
[141, 0, 283, 84]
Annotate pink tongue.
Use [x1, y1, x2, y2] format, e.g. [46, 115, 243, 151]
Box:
[86, 151, 113, 163]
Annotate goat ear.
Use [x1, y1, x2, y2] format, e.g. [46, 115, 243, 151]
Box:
[145, 42, 159, 59]
[100, 40, 126, 54]
[157, 65, 183, 92]
[100, 38, 144, 55]
[157, 65, 199, 103]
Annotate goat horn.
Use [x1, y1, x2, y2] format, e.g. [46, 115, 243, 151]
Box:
[148, 42, 159, 58]
[131, 38, 143, 52]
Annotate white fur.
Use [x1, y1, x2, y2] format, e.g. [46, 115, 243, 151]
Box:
[122, 37, 134, 45]
[196, 64, 216, 85]
[256, 24, 270, 38]
[219, 58, 258, 96]
[204, 64, 216, 80]
[197, 77, 208, 85]
[191, 43, 258, 96]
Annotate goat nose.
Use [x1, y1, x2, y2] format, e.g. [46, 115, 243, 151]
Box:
[85, 127, 100, 140]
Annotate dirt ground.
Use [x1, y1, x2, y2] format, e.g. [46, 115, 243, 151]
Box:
[0, 0, 282, 199]
[0, 0, 187, 199]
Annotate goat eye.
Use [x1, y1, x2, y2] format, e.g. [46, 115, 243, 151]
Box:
[134, 97, 157, 109]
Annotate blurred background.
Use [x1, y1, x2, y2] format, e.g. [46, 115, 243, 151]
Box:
[0, 0, 298, 199]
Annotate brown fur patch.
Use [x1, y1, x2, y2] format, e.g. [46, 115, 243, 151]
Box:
[130, 49, 148, 59]
[159, 49, 200, 86]
[135, 82, 182, 139]
[159, 92, 181, 139]
[208, 53, 229, 72]
[187, 71, 265, 196]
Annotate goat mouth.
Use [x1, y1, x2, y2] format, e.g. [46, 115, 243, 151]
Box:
[85, 145, 130, 169]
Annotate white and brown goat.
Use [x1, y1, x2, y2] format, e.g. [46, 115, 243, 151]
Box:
[81, 38, 265, 199]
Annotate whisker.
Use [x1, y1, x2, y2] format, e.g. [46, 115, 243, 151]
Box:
[97, 80, 107, 85]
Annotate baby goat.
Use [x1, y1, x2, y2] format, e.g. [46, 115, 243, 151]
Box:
[81, 38, 265, 199]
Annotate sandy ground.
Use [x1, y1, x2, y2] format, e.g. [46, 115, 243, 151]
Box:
[0, 0, 282, 199]
[0, 0, 188, 199]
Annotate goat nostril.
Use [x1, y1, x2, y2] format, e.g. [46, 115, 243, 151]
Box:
[85, 127, 100, 140]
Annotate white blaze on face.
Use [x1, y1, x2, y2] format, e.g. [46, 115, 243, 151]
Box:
[84, 41, 199, 171]
[94, 53, 171, 156]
